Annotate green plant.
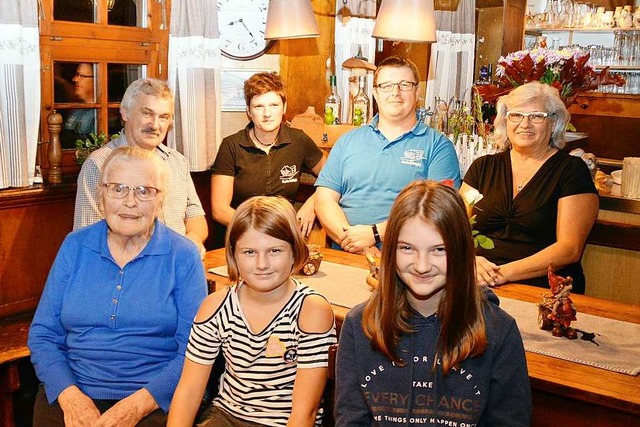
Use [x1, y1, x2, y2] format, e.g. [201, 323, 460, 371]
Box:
[75, 133, 118, 165]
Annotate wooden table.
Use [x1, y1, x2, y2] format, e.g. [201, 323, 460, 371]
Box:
[205, 248, 640, 427]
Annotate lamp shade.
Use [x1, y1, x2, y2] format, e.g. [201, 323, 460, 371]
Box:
[372, 0, 437, 43]
[265, 0, 320, 40]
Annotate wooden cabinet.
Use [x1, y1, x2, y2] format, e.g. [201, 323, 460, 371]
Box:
[0, 184, 75, 318]
[569, 93, 640, 160]
[475, 0, 528, 80]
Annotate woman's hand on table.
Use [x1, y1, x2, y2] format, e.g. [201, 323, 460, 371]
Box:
[58, 385, 101, 427]
[475, 256, 507, 287]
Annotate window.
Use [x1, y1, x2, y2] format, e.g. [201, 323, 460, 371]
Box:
[39, 0, 168, 172]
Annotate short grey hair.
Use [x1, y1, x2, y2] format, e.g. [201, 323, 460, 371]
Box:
[120, 78, 174, 116]
[492, 81, 570, 151]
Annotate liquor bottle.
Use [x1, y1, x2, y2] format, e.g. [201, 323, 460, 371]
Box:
[324, 75, 342, 125]
[351, 75, 369, 126]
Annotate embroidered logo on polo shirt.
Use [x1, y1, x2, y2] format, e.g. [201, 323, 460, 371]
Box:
[280, 165, 299, 184]
[400, 149, 425, 167]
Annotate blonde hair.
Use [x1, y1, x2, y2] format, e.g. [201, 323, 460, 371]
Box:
[493, 81, 569, 150]
[225, 196, 308, 283]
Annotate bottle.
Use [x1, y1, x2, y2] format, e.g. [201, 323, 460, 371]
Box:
[475, 65, 491, 85]
[324, 75, 342, 125]
[351, 75, 369, 126]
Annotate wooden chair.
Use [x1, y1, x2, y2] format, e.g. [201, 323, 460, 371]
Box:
[322, 343, 339, 427]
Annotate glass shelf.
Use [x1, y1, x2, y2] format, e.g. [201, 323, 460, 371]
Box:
[526, 27, 639, 33]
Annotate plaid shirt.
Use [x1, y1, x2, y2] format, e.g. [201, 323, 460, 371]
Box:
[73, 133, 205, 235]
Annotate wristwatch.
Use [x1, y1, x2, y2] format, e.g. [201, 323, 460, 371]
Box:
[372, 224, 381, 245]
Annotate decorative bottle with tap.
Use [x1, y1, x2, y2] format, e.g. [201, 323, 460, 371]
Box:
[324, 75, 342, 125]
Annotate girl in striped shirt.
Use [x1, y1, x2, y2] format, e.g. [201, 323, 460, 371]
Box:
[168, 196, 336, 427]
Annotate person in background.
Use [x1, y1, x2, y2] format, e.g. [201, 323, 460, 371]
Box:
[74, 77, 208, 255]
[461, 81, 599, 293]
[314, 56, 460, 254]
[168, 196, 336, 427]
[28, 146, 207, 426]
[335, 181, 531, 426]
[61, 63, 96, 146]
[210, 72, 325, 241]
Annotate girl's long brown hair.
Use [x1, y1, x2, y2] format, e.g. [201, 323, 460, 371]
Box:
[362, 181, 487, 373]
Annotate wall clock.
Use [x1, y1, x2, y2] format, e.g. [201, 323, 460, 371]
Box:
[217, 0, 275, 61]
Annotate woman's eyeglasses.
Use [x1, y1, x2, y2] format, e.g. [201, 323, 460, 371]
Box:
[506, 111, 554, 124]
[103, 183, 160, 201]
[374, 81, 418, 92]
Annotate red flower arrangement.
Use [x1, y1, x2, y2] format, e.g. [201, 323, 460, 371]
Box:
[475, 48, 626, 108]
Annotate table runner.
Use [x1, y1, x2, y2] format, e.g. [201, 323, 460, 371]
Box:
[209, 261, 640, 376]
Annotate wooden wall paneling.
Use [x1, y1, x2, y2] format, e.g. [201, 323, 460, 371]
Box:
[583, 244, 640, 305]
[475, 0, 525, 81]
[278, 0, 337, 119]
[0, 187, 75, 319]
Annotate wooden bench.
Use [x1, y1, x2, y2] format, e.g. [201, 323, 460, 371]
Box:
[0, 313, 33, 427]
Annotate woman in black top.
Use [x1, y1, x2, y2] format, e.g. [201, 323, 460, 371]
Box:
[461, 82, 598, 293]
[210, 72, 324, 239]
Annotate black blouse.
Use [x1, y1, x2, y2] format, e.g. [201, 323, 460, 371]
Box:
[464, 150, 598, 293]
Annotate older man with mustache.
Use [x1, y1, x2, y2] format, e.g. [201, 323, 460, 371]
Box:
[74, 78, 208, 254]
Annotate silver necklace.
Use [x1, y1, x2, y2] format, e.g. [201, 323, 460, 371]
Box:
[513, 149, 555, 194]
[253, 128, 276, 147]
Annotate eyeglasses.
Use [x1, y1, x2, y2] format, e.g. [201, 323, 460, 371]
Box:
[506, 111, 554, 124]
[103, 183, 160, 201]
[374, 81, 418, 92]
[74, 72, 94, 79]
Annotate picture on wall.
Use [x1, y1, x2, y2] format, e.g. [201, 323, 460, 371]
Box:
[221, 69, 272, 111]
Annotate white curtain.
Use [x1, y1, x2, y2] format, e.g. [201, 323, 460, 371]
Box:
[167, 0, 221, 171]
[0, 0, 40, 189]
[334, 1, 376, 124]
[426, 0, 476, 110]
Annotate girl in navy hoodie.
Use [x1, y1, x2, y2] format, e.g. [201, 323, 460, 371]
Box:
[335, 181, 531, 426]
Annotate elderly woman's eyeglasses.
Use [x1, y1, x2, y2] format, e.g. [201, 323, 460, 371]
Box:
[103, 183, 160, 201]
[374, 81, 418, 92]
[507, 111, 554, 124]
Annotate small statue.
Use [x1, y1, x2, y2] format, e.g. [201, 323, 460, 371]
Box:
[538, 264, 578, 339]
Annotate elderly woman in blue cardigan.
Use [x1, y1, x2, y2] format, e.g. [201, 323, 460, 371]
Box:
[28, 146, 207, 426]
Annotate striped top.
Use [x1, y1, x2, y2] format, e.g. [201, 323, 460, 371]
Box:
[186, 279, 337, 426]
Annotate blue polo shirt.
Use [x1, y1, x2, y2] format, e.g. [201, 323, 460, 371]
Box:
[315, 115, 460, 226]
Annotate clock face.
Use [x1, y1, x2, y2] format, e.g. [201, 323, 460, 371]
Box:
[217, 0, 274, 61]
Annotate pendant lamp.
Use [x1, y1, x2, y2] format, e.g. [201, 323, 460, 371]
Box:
[372, 0, 437, 43]
[265, 0, 320, 40]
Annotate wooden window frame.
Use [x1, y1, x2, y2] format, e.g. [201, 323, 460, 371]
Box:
[39, 0, 170, 176]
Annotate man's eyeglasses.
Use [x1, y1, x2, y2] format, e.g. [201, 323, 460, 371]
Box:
[74, 72, 94, 79]
[374, 81, 418, 92]
[506, 111, 554, 124]
[103, 183, 160, 201]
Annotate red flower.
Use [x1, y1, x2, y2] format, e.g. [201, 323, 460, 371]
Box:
[475, 48, 626, 109]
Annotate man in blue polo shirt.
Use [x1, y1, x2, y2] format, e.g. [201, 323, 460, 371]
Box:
[315, 56, 461, 253]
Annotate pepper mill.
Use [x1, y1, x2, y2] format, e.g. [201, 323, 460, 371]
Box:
[47, 110, 63, 184]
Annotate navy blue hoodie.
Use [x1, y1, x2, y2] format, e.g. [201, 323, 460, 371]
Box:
[335, 291, 531, 426]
